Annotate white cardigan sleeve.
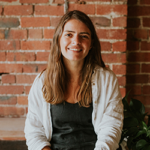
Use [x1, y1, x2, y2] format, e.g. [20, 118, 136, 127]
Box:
[24, 75, 51, 150]
[94, 69, 124, 150]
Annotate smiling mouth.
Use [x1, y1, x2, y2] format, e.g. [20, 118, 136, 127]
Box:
[67, 48, 82, 52]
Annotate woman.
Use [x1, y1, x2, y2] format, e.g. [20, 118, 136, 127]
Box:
[24, 10, 123, 150]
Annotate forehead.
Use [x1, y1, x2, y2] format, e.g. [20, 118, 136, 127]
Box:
[63, 19, 91, 34]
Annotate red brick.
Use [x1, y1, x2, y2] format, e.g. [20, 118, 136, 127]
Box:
[20, 0, 48, 3]
[0, 18, 19, 28]
[127, 41, 139, 51]
[0, 107, 25, 117]
[0, 64, 22, 73]
[0, 86, 24, 94]
[144, 96, 150, 105]
[28, 29, 42, 39]
[127, 18, 141, 28]
[141, 41, 150, 50]
[0, 52, 6, 61]
[143, 18, 150, 27]
[140, 0, 150, 4]
[0, 40, 20, 50]
[97, 29, 127, 40]
[113, 65, 126, 75]
[0, 96, 17, 105]
[112, 41, 126, 52]
[90, 17, 111, 27]
[23, 64, 47, 73]
[26, 107, 28, 114]
[102, 53, 126, 63]
[7, 52, 35, 61]
[126, 75, 149, 84]
[100, 42, 111, 51]
[113, 17, 127, 27]
[126, 85, 142, 95]
[21, 17, 50, 27]
[143, 86, 150, 94]
[35, 5, 64, 16]
[21, 41, 50, 50]
[117, 76, 126, 86]
[51, 17, 61, 27]
[5, 29, 27, 39]
[142, 64, 150, 73]
[44, 29, 55, 39]
[128, 0, 137, 4]
[134, 29, 148, 39]
[120, 88, 126, 97]
[126, 64, 140, 74]
[53, 0, 64, 3]
[2, 75, 16, 83]
[4, 5, 33, 15]
[68, 4, 95, 15]
[127, 53, 150, 62]
[0, 0, 17, 2]
[36, 52, 49, 61]
[16, 75, 36, 84]
[17, 96, 28, 105]
[25, 86, 31, 94]
[97, 5, 127, 15]
[128, 6, 150, 16]
[0, 30, 5, 39]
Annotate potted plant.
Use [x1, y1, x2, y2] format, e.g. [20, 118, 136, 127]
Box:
[118, 93, 150, 150]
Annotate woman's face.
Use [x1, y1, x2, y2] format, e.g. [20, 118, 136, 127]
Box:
[59, 19, 92, 64]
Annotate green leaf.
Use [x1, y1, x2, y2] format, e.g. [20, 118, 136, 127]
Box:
[122, 97, 130, 111]
[136, 139, 148, 150]
[123, 117, 139, 128]
[127, 127, 139, 136]
[134, 130, 146, 139]
[127, 137, 134, 149]
[147, 130, 150, 138]
[141, 121, 148, 131]
[142, 144, 150, 150]
[130, 98, 145, 115]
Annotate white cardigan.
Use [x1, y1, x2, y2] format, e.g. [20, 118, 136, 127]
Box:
[24, 66, 124, 150]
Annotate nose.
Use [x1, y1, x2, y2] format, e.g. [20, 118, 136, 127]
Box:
[72, 35, 81, 45]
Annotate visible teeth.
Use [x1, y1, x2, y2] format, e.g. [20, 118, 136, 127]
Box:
[70, 49, 81, 51]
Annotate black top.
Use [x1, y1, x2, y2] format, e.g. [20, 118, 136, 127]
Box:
[50, 101, 97, 150]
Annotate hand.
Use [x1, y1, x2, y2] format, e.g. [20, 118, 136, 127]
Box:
[42, 146, 51, 150]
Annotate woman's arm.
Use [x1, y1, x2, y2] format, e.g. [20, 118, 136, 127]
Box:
[24, 74, 51, 150]
[94, 70, 124, 150]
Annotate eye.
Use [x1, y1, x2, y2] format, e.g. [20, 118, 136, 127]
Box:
[81, 35, 89, 39]
[65, 33, 72, 37]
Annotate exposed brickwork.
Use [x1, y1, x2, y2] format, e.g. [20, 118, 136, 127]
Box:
[127, 0, 150, 110]
[4, 5, 33, 16]
[0, 0, 129, 120]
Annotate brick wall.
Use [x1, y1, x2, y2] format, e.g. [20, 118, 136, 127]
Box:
[127, 0, 150, 113]
[0, 0, 127, 118]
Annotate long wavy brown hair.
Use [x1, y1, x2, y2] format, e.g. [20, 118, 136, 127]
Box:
[42, 10, 105, 107]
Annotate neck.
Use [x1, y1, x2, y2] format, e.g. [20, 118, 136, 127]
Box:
[63, 59, 84, 82]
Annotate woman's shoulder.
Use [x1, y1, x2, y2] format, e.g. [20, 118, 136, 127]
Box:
[93, 65, 117, 78]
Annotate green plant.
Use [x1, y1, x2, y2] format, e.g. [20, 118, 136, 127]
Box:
[119, 93, 150, 150]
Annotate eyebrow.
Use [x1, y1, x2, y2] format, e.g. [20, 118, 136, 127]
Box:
[64, 30, 91, 35]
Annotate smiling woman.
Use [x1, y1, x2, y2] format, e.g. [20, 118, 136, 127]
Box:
[24, 10, 123, 150]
